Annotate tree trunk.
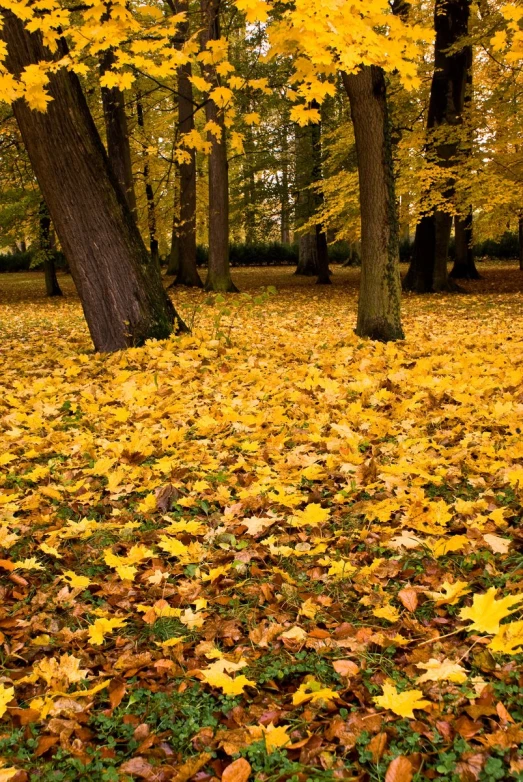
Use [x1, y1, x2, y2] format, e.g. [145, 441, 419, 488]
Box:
[136, 96, 160, 268]
[172, 61, 202, 287]
[294, 122, 318, 276]
[296, 233, 318, 275]
[200, 0, 237, 292]
[311, 106, 331, 285]
[280, 130, 291, 244]
[39, 200, 63, 297]
[100, 50, 137, 220]
[343, 66, 404, 341]
[1, 11, 183, 351]
[450, 211, 480, 278]
[519, 216, 523, 271]
[404, 0, 470, 292]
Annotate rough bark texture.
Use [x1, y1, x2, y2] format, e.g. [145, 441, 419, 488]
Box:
[201, 0, 237, 292]
[100, 50, 137, 220]
[172, 62, 202, 287]
[39, 201, 63, 297]
[343, 66, 404, 341]
[450, 211, 480, 278]
[1, 11, 183, 351]
[403, 0, 470, 293]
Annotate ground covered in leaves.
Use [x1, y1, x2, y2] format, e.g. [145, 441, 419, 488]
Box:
[1, 263, 523, 782]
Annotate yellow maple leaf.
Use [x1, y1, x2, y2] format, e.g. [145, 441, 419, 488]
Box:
[374, 682, 430, 719]
[201, 670, 256, 695]
[416, 658, 467, 684]
[158, 535, 190, 558]
[373, 604, 400, 623]
[428, 535, 469, 558]
[88, 617, 127, 646]
[459, 588, 523, 635]
[137, 493, 157, 513]
[292, 677, 340, 706]
[0, 768, 18, 782]
[291, 503, 330, 528]
[263, 722, 290, 753]
[0, 684, 14, 719]
[424, 580, 471, 606]
[62, 571, 90, 589]
[489, 621, 523, 655]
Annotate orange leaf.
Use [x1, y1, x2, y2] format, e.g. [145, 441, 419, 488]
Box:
[332, 659, 359, 677]
[222, 758, 252, 782]
[109, 679, 126, 711]
[385, 755, 414, 782]
[368, 732, 388, 764]
[397, 588, 418, 613]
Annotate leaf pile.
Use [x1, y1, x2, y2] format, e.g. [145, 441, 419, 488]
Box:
[1, 265, 523, 781]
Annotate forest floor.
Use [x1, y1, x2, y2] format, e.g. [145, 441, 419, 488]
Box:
[1, 262, 523, 782]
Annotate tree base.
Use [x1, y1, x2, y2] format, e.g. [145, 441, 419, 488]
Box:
[355, 319, 405, 342]
[316, 275, 332, 285]
[169, 272, 203, 289]
[204, 278, 239, 293]
[449, 263, 481, 280]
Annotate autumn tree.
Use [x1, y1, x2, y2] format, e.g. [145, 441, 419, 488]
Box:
[0, 11, 184, 351]
[403, 0, 471, 293]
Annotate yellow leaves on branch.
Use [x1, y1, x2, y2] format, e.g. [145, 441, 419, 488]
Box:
[459, 587, 523, 635]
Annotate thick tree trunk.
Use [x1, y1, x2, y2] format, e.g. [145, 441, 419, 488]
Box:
[519, 216, 523, 271]
[171, 62, 202, 287]
[450, 211, 480, 278]
[201, 0, 237, 292]
[404, 0, 470, 293]
[343, 66, 404, 341]
[39, 201, 63, 297]
[294, 123, 318, 276]
[296, 234, 318, 275]
[1, 11, 183, 351]
[100, 50, 137, 220]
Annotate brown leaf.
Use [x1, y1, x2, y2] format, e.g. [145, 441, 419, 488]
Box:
[109, 679, 126, 711]
[222, 758, 252, 782]
[155, 483, 178, 512]
[119, 757, 159, 781]
[34, 735, 60, 757]
[397, 588, 418, 613]
[385, 756, 413, 782]
[496, 701, 514, 724]
[332, 659, 359, 677]
[172, 752, 212, 782]
[114, 651, 152, 672]
[368, 732, 388, 764]
[455, 752, 485, 782]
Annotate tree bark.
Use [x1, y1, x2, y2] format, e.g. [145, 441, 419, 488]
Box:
[404, 0, 470, 292]
[1, 11, 184, 351]
[343, 66, 404, 341]
[294, 123, 318, 276]
[450, 211, 480, 278]
[100, 50, 137, 220]
[172, 61, 202, 287]
[311, 107, 331, 284]
[200, 0, 238, 292]
[39, 200, 63, 297]
[136, 96, 160, 268]
[519, 216, 523, 271]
